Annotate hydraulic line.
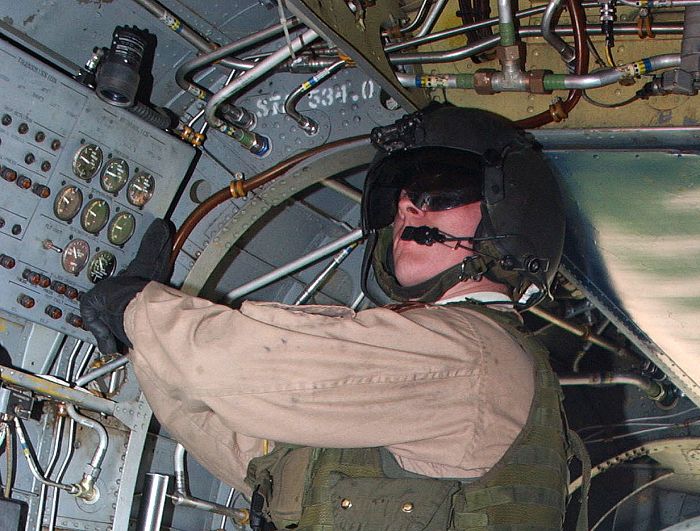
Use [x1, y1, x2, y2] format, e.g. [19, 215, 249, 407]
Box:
[397, 53, 680, 90]
[204, 28, 318, 155]
[2, 422, 12, 498]
[542, 0, 577, 66]
[415, 0, 450, 38]
[223, 229, 363, 304]
[136, 473, 170, 531]
[559, 371, 666, 401]
[497, 0, 517, 46]
[65, 405, 108, 501]
[398, 0, 434, 34]
[172, 444, 249, 524]
[284, 59, 347, 135]
[131, 0, 243, 71]
[175, 19, 300, 129]
[12, 417, 79, 494]
[170, 135, 369, 266]
[35, 414, 65, 531]
[75, 355, 130, 387]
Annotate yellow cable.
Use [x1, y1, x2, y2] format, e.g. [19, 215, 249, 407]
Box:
[605, 45, 616, 67]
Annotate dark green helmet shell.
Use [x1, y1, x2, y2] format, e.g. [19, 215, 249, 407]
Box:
[360, 104, 565, 306]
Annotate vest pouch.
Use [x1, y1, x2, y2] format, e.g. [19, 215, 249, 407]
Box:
[328, 473, 459, 530]
[247, 446, 314, 528]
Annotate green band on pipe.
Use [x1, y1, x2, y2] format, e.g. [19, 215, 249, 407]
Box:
[456, 75, 475, 89]
[499, 23, 516, 46]
[543, 75, 567, 91]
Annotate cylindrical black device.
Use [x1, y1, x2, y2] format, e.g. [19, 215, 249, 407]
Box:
[96, 26, 147, 107]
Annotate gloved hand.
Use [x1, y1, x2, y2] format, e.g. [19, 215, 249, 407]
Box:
[80, 218, 175, 355]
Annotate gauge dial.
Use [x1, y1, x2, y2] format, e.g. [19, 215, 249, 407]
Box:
[88, 250, 117, 283]
[62, 239, 90, 275]
[81, 199, 110, 234]
[127, 172, 155, 207]
[72, 144, 103, 180]
[53, 185, 83, 221]
[107, 211, 136, 246]
[100, 158, 129, 193]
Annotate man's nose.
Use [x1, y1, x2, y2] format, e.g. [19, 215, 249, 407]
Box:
[396, 193, 424, 218]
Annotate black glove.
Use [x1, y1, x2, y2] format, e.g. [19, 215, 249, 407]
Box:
[80, 219, 175, 354]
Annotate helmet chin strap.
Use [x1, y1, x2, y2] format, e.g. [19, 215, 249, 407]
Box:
[370, 227, 496, 303]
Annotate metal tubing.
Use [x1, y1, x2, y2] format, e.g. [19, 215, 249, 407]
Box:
[284, 60, 346, 135]
[171, 444, 249, 523]
[171, 492, 250, 521]
[205, 29, 318, 128]
[557, 54, 680, 89]
[136, 473, 170, 531]
[400, 53, 681, 91]
[321, 179, 363, 203]
[542, 0, 576, 64]
[498, 0, 517, 45]
[619, 0, 700, 5]
[559, 372, 665, 400]
[527, 306, 624, 354]
[12, 417, 78, 494]
[131, 0, 244, 71]
[35, 415, 65, 531]
[389, 23, 684, 63]
[74, 356, 129, 387]
[223, 228, 364, 304]
[416, 0, 449, 38]
[48, 418, 76, 531]
[65, 405, 108, 477]
[294, 244, 357, 304]
[399, 0, 433, 34]
[0, 366, 116, 417]
[175, 18, 300, 92]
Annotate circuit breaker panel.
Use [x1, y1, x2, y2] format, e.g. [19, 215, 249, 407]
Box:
[0, 39, 194, 343]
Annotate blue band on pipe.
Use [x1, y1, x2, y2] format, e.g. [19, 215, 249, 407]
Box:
[415, 76, 422, 88]
[643, 58, 653, 73]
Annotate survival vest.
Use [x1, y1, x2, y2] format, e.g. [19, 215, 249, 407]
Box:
[245, 302, 589, 530]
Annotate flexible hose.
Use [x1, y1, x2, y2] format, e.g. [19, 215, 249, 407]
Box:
[170, 135, 369, 266]
[516, 0, 589, 127]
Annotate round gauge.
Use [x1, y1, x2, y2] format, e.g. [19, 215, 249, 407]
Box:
[53, 185, 83, 221]
[127, 172, 155, 207]
[72, 144, 103, 180]
[100, 158, 129, 193]
[80, 199, 110, 234]
[62, 239, 90, 275]
[107, 211, 136, 246]
[88, 250, 117, 283]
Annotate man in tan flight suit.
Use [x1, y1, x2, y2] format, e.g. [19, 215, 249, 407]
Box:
[81, 104, 580, 530]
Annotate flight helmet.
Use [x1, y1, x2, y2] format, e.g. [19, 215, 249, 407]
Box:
[360, 103, 565, 307]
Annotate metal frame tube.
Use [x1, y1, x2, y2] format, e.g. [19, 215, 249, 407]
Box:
[223, 228, 364, 304]
[399, 0, 433, 34]
[65, 404, 108, 501]
[0, 366, 116, 416]
[136, 473, 170, 531]
[34, 415, 65, 531]
[294, 244, 357, 304]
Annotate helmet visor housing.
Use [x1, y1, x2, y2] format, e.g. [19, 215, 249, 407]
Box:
[362, 146, 485, 233]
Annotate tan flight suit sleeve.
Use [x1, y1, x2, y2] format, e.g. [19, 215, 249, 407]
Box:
[124, 282, 534, 494]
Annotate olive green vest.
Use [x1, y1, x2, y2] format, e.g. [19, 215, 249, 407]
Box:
[246, 303, 589, 530]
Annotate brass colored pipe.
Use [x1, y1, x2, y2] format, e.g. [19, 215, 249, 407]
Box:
[170, 135, 369, 266]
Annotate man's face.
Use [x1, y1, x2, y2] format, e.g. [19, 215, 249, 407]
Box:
[392, 191, 482, 287]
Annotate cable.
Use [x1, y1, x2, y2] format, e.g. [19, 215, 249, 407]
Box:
[605, 43, 616, 66]
[590, 472, 674, 531]
[576, 407, 700, 433]
[582, 89, 640, 107]
[584, 417, 700, 443]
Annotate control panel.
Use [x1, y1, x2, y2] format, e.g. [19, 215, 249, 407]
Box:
[0, 38, 194, 343]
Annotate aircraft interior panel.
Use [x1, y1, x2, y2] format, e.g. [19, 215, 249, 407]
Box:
[0, 0, 699, 530]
